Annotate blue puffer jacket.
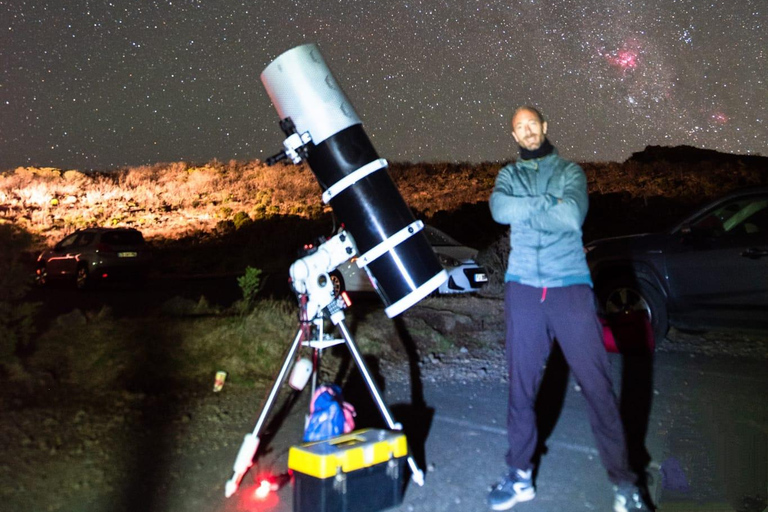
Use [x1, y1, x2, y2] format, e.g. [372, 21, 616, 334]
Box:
[489, 149, 592, 288]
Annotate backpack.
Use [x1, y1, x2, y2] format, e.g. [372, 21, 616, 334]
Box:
[303, 383, 356, 442]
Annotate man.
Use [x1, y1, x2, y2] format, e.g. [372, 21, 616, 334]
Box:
[486, 106, 650, 511]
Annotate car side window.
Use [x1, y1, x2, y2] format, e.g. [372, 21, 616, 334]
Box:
[58, 233, 79, 250]
[76, 232, 96, 247]
[740, 202, 768, 235]
[692, 196, 768, 238]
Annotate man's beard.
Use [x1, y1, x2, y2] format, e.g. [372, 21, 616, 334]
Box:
[524, 136, 542, 149]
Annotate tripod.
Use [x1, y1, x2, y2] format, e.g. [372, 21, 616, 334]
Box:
[225, 232, 425, 498]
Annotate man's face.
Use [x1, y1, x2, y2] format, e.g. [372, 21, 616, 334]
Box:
[511, 109, 548, 151]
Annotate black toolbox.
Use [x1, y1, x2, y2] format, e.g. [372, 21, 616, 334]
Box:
[288, 429, 407, 512]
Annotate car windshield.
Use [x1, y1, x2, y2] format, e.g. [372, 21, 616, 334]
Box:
[692, 196, 768, 236]
[101, 231, 145, 245]
[423, 226, 462, 247]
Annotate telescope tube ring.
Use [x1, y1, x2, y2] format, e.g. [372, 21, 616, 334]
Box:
[321, 158, 388, 204]
[385, 269, 448, 318]
[356, 220, 425, 268]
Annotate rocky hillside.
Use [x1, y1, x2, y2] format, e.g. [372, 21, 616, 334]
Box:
[1, 146, 765, 273]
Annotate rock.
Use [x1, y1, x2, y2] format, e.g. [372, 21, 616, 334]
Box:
[407, 307, 475, 334]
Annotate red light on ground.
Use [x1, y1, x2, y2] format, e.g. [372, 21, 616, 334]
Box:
[233, 478, 280, 510]
[254, 480, 271, 500]
[101, 273, 109, 278]
[227, 472, 288, 511]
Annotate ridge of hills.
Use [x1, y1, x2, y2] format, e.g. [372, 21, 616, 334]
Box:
[1, 145, 765, 275]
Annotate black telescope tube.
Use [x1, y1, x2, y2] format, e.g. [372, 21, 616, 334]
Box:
[308, 125, 445, 311]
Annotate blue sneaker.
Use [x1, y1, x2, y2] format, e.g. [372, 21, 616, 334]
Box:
[613, 483, 651, 511]
[487, 468, 535, 510]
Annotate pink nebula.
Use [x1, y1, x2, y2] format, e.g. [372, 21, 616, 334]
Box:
[607, 50, 639, 71]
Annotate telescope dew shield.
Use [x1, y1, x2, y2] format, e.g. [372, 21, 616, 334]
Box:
[261, 44, 447, 317]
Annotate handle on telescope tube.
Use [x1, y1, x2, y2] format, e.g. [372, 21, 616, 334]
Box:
[265, 118, 312, 166]
[265, 117, 301, 166]
[266, 150, 288, 166]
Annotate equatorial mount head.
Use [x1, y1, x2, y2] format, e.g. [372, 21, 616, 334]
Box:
[289, 230, 356, 322]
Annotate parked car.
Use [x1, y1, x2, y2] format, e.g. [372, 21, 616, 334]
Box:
[586, 187, 768, 342]
[36, 227, 152, 289]
[331, 225, 488, 295]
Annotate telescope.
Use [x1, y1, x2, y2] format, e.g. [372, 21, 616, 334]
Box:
[225, 43, 446, 500]
[261, 43, 447, 317]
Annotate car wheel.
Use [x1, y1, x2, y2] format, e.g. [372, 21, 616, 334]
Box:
[598, 276, 668, 346]
[329, 270, 345, 296]
[76, 265, 91, 290]
[35, 264, 49, 287]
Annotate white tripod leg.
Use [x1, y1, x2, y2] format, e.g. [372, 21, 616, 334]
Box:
[225, 328, 305, 497]
[336, 319, 425, 486]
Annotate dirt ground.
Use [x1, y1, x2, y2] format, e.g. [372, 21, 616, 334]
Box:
[2, 294, 766, 512]
[0, 296, 507, 512]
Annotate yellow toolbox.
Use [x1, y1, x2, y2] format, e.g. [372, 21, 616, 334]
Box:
[288, 429, 408, 512]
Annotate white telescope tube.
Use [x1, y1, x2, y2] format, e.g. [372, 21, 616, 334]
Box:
[261, 43, 361, 146]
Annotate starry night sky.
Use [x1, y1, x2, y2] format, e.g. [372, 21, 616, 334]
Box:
[1, 0, 765, 171]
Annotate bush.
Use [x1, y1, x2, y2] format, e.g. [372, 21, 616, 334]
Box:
[214, 219, 234, 234]
[0, 301, 38, 361]
[161, 296, 221, 317]
[475, 229, 509, 297]
[232, 211, 252, 230]
[0, 224, 39, 364]
[29, 299, 297, 389]
[237, 266, 263, 309]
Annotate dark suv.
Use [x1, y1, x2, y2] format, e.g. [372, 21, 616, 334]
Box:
[586, 187, 768, 342]
[36, 227, 152, 289]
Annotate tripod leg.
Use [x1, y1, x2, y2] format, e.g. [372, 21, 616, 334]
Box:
[336, 319, 425, 486]
[225, 328, 305, 497]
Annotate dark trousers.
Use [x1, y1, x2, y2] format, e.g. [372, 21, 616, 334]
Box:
[504, 281, 635, 485]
